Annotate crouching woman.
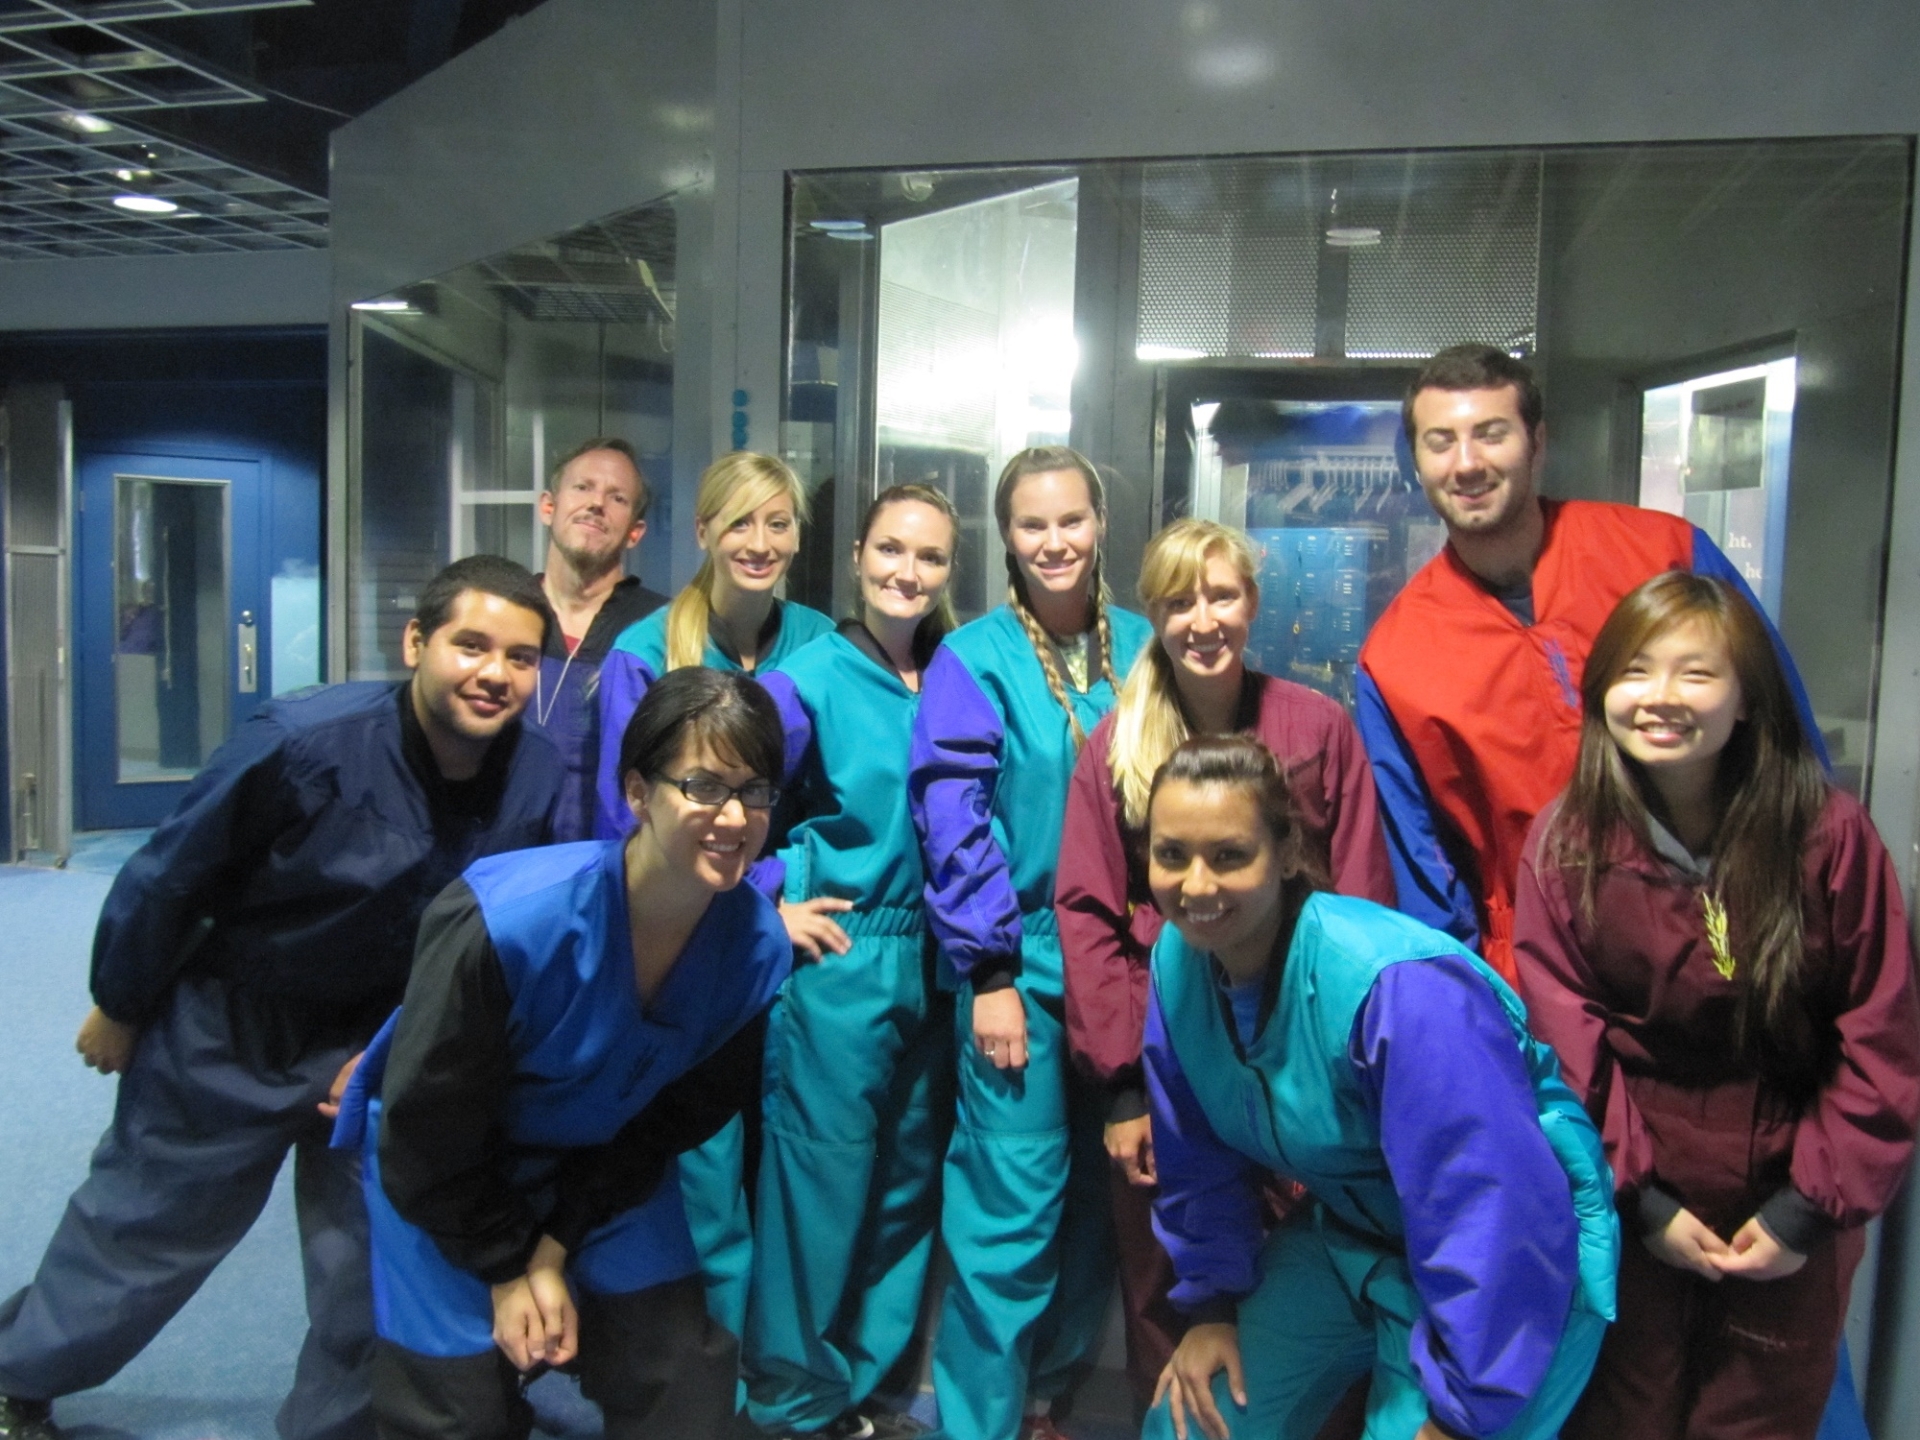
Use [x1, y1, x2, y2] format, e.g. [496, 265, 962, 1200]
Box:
[333, 668, 791, 1438]
[1140, 735, 1617, 1440]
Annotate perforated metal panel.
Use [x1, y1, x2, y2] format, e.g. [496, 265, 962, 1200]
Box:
[1136, 151, 1539, 360]
[1138, 160, 1317, 357]
[1343, 153, 1539, 358]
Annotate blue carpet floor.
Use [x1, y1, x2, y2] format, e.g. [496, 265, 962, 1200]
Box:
[0, 849, 1133, 1440]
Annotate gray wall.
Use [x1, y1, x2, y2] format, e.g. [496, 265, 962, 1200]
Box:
[329, 4, 1920, 1421]
[0, 249, 328, 331]
[325, 0, 717, 671]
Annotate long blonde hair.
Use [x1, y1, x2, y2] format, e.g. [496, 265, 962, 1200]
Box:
[994, 445, 1120, 749]
[665, 451, 811, 672]
[1109, 519, 1261, 827]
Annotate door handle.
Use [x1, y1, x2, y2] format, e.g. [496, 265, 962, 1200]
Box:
[237, 610, 258, 694]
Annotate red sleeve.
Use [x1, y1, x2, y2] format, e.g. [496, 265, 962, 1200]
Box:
[1057, 720, 1155, 1105]
[1320, 703, 1396, 907]
[1512, 809, 1655, 1198]
[1790, 795, 1920, 1228]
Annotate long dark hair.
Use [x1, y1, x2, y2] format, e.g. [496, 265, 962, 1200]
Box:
[1546, 571, 1827, 1054]
[617, 667, 784, 791]
[1147, 735, 1327, 972]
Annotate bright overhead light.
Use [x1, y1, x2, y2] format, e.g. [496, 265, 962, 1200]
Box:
[112, 194, 179, 214]
[1324, 226, 1382, 248]
[808, 218, 868, 232]
[351, 299, 418, 313]
[112, 168, 152, 183]
[60, 111, 113, 135]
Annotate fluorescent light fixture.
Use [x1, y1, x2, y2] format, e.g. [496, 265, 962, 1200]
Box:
[1135, 343, 1209, 362]
[809, 218, 868, 232]
[351, 299, 418, 313]
[112, 194, 178, 214]
[60, 111, 113, 135]
[112, 168, 153, 183]
[1324, 226, 1382, 248]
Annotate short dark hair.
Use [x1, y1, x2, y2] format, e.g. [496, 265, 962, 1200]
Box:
[1402, 344, 1544, 444]
[411, 554, 553, 649]
[617, 667, 784, 793]
[547, 436, 651, 519]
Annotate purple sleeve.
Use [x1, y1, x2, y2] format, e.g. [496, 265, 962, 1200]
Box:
[1687, 527, 1829, 768]
[1144, 988, 1264, 1318]
[593, 649, 657, 840]
[1355, 668, 1479, 946]
[908, 646, 1023, 986]
[1351, 955, 1578, 1438]
[746, 670, 812, 903]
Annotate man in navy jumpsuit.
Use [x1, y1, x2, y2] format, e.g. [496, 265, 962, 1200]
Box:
[0, 554, 563, 1440]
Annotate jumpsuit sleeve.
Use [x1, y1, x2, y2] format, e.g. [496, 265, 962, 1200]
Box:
[593, 647, 657, 841]
[1144, 987, 1264, 1324]
[1766, 798, 1920, 1251]
[1687, 528, 1829, 768]
[1511, 813, 1658, 1209]
[1056, 723, 1151, 1116]
[376, 880, 539, 1285]
[1352, 955, 1580, 1439]
[545, 1011, 772, 1254]
[1318, 701, 1397, 907]
[1354, 666, 1480, 948]
[89, 708, 296, 1026]
[745, 669, 814, 903]
[909, 645, 1023, 991]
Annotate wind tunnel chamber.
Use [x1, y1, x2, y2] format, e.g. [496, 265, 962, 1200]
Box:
[784, 136, 1909, 794]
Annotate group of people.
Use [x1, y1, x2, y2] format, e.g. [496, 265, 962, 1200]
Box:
[0, 344, 1915, 1440]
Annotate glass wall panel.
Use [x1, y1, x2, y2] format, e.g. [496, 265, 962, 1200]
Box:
[347, 199, 680, 678]
[788, 137, 1911, 792]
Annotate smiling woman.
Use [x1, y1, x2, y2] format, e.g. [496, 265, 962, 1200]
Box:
[1140, 734, 1615, 1440]
[338, 667, 788, 1439]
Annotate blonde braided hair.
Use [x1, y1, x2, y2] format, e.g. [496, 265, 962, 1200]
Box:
[993, 445, 1121, 750]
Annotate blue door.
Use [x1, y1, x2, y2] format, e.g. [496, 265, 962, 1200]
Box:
[74, 450, 266, 830]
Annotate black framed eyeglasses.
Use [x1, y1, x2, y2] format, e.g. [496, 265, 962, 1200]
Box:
[660, 773, 781, 810]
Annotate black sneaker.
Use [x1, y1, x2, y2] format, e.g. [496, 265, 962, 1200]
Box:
[0, 1397, 60, 1440]
[780, 1410, 927, 1440]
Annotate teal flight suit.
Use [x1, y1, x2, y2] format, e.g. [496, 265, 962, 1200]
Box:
[596, 597, 835, 1341]
[910, 604, 1153, 1440]
[744, 630, 956, 1432]
[1144, 895, 1618, 1440]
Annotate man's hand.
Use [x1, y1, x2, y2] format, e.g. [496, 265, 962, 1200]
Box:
[1708, 1216, 1808, 1281]
[1643, 1205, 1731, 1280]
[75, 1006, 137, 1075]
[1105, 1113, 1157, 1186]
[490, 1235, 577, 1371]
[317, 1051, 363, 1120]
[778, 897, 854, 963]
[971, 986, 1028, 1071]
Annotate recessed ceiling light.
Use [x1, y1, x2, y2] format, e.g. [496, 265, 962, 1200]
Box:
[112, 194, 178, 214]
[1324, 226, 1382, 248]
[60, 112, 113, 135]
[351, 299, 417, 313]
[112, 168, 153, 183]
[808, 218, 867, 232]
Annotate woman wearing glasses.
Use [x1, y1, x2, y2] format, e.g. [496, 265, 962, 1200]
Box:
[742, 485, 961, 1440]
[335, 669, 790, 1438]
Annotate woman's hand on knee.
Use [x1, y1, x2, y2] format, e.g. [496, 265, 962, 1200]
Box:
[491, 1236, 578, 1371]
[1152, 1320, 1245, 1440]
[971, 986, 1028, 1070]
